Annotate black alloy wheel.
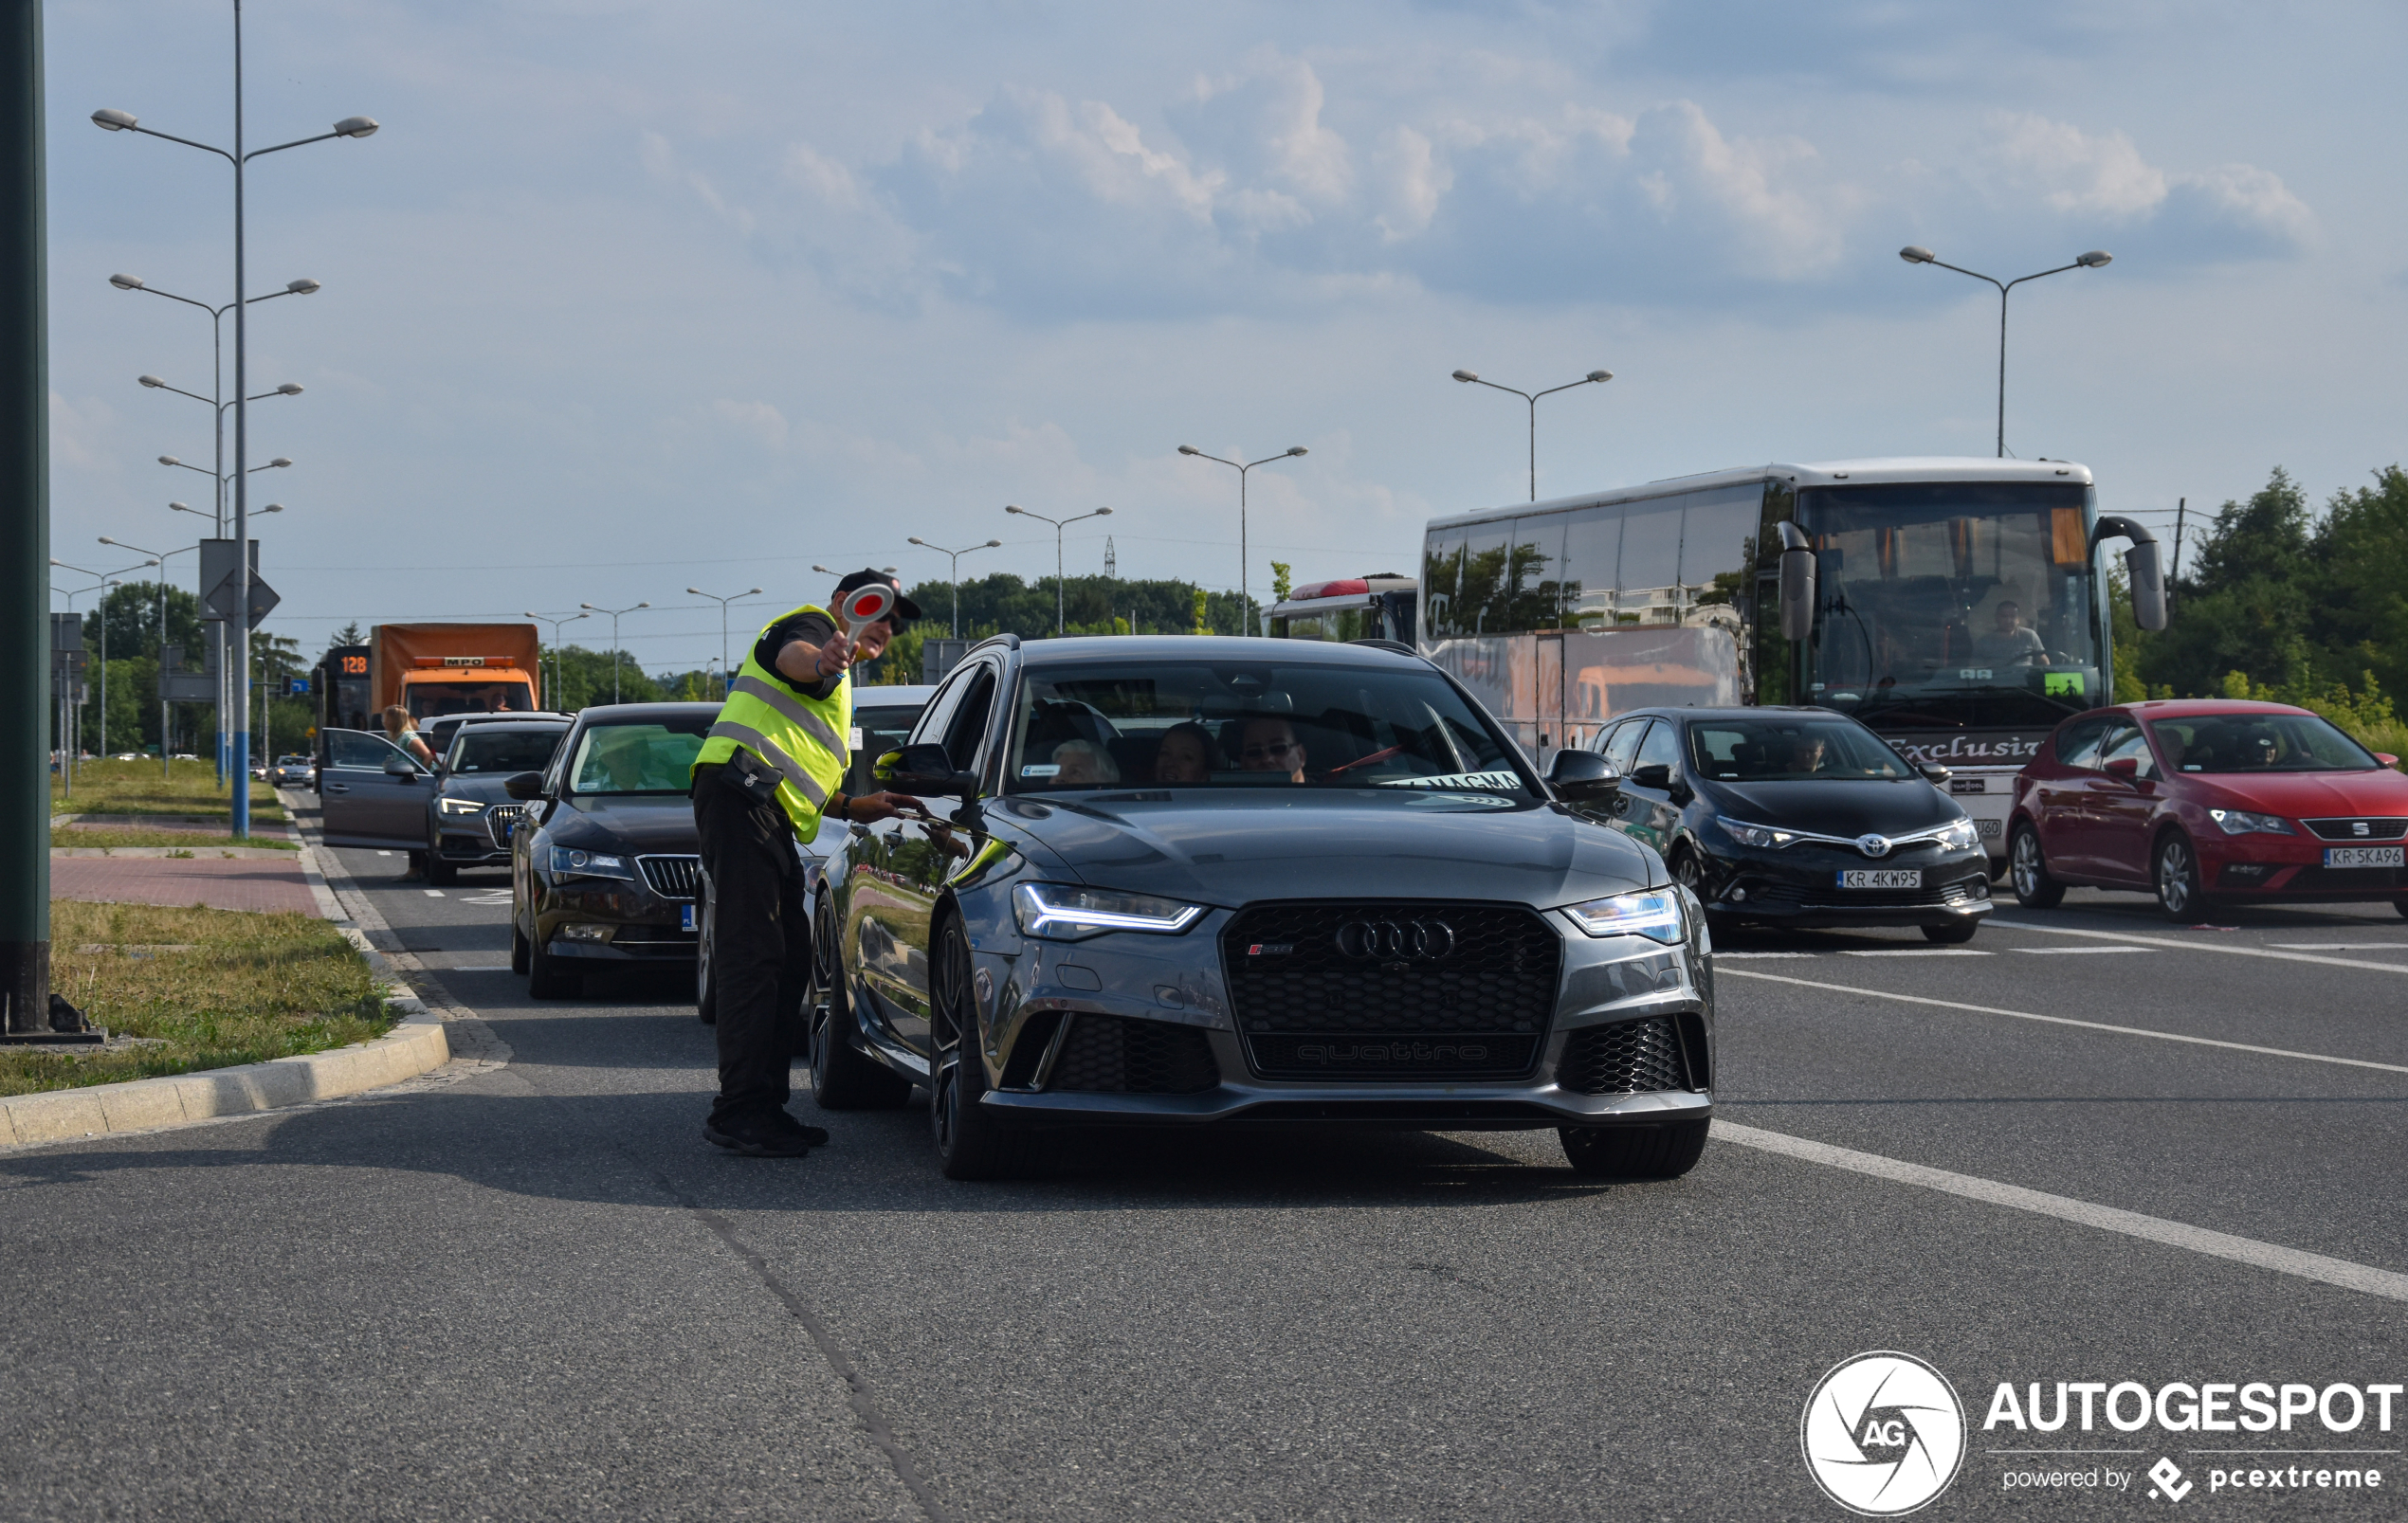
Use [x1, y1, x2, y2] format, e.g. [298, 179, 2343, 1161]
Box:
[510, 916, 531, 975]
[2009, 824, 2065, 909]
[526, 923, 579, 1000]
[1669, 848, 1705, 896]
[695, 889, 717, 1026]
[809, 890, 911, 1111]
[929, 916, 1026, 1181]
[1559, 1119, 1708, 1180]
[1922, 919, 1979, 945]
[2154, 832, 2208, 922]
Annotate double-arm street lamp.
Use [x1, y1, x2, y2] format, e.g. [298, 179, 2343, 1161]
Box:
[115, 270, 315, 523]
[524, 610, 589, 711]
[685, 587, 762, 698]
[1176, 444, 1306, 636]
[1897, 245, 2113, 457]
[579, 602, 648, 703]
[93, 0, 378, 841]
[100, 535, 198, 774]
[1003, 507, 1111, 637]
[905, 537, 1002, 639]
[1449, 369, 1611, 503]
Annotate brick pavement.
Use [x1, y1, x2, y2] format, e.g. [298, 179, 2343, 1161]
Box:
[48, 855, 318, 916]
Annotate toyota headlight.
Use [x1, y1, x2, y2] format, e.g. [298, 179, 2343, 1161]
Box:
[549, 845, 635, 881]
[1934, 817, 1979, 851]
[1012, 883, 1206, 940]
[438, 796, 487, 816]
[1560, 889, 1686, 944]
[2208, 807, 2293, 836]
[1717, 817, 1797, 849]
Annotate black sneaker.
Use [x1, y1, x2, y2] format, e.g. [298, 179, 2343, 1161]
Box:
[703, 1112, 819, 1156]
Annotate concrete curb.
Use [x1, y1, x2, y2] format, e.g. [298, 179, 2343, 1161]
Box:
[0, 795, 456, 1150]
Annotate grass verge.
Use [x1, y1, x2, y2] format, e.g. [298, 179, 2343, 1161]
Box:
[2, 900, 391, 1097]
[51, 827, 299, 850]
[50, 759, 285, 823]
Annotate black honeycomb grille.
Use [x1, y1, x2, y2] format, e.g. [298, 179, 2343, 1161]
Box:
[1049, 1016, 1218, 1095]
[1558, 1017, 1687, 1096]
[1221, 900, 1560, 1080]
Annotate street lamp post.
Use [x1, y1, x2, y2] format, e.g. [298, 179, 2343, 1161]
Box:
[524, 610, 589, 711]
[1002, 506, 1112, 637]
[904, 537, 1002, 639]
[93, 0, 379, 841]
[1175, 445, 1306, 637]
[684, 587, 761, 698]
[114, 271, 316, 523]
[53, 557, 158, 767]
[1448, 370, 1612, 503]
[578, 602, 648, 703]
[100, 535, 198, 775]
[1897, 245, 2113, 457]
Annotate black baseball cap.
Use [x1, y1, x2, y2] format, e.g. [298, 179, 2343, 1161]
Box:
[831, 567, 923, 625]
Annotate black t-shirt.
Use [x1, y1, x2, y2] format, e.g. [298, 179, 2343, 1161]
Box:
[753, 610, 843, 701]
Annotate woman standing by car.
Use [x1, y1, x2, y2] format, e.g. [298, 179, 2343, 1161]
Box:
[383, 706, 437, 879]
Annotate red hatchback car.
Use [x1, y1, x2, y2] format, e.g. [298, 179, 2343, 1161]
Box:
[2008, 699, 2408, 919]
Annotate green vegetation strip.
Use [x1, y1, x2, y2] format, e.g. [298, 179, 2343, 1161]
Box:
[50, 827, 298, 850]
[2, 901, 392, 1097]
[49, 759, 285, 823]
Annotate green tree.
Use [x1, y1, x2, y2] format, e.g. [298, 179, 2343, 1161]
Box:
[2308, 466, 2408, 698]
[1269, 561, 1293, 601]
[2139, 467, 2314, 698]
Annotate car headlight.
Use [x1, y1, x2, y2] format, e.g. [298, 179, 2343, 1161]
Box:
[1560, 889, 1686, 944]
[1933, 817, 1979, 850]
[438, 797, 486, 816]
[2209, 807, 2293, 836]
[1012, 882, 1206, 939]
[1717, 817, 1798, 849]
[549, 845, 635, 881]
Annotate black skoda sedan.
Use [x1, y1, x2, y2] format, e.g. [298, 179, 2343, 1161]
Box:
[814, 634, 1715, 1182]
[1586, 706, 1990, 941]
[422, 715, 570, 885]
[506, 703, 713, 999]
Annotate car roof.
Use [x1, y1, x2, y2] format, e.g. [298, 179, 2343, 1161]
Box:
[853, 684, 939, 705]
[2121, 698, 2318, 720]
[1609, 706, 1862, 724]
[571, 701, 722, 722]
[1010, 635, 1428, 668]
[452, 711, 570, 725]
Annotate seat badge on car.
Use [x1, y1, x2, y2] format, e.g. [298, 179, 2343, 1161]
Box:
[1855, 834, 1893, 859]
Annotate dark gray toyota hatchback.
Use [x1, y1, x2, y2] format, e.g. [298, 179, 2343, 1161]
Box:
[812, 635, 1716, 1182]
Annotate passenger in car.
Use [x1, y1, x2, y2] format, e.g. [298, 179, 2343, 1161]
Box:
[1050, 739, 1119, 787]
[1238, 716, 1307, 783]
[1153, 722, 1217, 784]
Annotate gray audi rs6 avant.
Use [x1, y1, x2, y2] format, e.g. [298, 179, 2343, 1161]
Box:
[814, 634, 1715, 1181]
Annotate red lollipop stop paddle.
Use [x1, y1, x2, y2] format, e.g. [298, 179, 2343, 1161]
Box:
[837, 583, 895, 639]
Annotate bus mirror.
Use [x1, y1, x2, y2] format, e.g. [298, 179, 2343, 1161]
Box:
[1777, 522, 1816, 642]
[2125, 539, 2167, 631]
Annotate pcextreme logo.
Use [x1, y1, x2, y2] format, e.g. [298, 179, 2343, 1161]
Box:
[1801, 1351, 1968, 1516]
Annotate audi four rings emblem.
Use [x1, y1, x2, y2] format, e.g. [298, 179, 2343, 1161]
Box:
[1335, 919, 1455, 960]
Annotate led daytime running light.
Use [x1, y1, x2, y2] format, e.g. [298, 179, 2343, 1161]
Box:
[1560, 889, 1686, 944]
[1012, 883, 1206, 938]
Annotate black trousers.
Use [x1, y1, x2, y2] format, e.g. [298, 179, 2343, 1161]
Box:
[693, 765, 814, 1124]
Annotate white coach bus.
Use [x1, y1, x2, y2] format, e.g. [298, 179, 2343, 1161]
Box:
[1417, 457, 2165, 861]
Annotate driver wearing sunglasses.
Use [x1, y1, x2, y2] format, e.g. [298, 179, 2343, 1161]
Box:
[1237, 716, 1307, 783]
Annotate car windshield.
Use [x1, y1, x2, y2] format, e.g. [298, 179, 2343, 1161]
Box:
[1688, 718, 1912, 781]
[1005, 660, 1532, 798]
[449, 726, 567, 774]
[566, 718, 710, 794]
[2146, 713, 2379, 774]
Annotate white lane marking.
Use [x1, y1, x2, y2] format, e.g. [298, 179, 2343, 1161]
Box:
[1986, 917, 2408, 976]
[2269, 943, 2408, 952]
[1715, 1121, 2408, 1304]
[1718, 952, 1823, 959]
[465, 893, 513, 906]
[423, 889, 444, 897]
[375, 850, 393, 857]
[447, 966, 511, 972]
[1838, 948, 1992, 957]
[2013, 946, 2153, 954]
[1718, 967, 2408, 1075]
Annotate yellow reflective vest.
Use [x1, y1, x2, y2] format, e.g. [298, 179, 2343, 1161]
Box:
[691, 602, 853, 836]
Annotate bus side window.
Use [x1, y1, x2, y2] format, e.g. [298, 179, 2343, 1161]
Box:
[1423, 528, 1468, 638]
[1561, 504, 1621, 631]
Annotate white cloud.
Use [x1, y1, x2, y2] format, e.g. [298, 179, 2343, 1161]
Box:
[711, 399, 789, 450]
[1981, 113, 2314, 253]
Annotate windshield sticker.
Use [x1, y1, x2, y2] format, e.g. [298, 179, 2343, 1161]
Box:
[1373, 770, 1522, 792]
[1020, 764, 1061, 778]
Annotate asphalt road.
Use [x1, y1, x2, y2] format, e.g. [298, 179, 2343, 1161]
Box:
[5, 817, 2404, 1521]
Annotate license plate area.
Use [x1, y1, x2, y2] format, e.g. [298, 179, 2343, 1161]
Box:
[2323, 846, 2405, 869]
[681, 903, 697, 932]
[1838, 869, 1923, 889]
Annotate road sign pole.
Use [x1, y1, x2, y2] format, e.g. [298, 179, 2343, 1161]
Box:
[0, 0, 48, 1031]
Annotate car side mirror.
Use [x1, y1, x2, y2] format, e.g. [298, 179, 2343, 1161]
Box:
[384, 754, 423, 779]
[1628, 762, 1673, 791]
[503, 771, 547, 801]
[2103, 755, 2140, 780]
[1777, 521, 1816, 643]
[2378, 752, 2400, 770]
[1545, 749, 1621, 804]
[1919, 763, 1952, 785]
[878, 742, 978, 799]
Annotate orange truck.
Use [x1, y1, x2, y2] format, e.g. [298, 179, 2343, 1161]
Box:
[371, 623, 541, 720]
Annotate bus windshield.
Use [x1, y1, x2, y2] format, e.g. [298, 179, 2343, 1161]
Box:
[1800, 481, 2102, 732]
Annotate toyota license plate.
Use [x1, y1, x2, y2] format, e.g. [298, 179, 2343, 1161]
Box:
[1837, 869, 1923, 889]
[681, 904, 697, 932]
[2324, 845, 2405, 869]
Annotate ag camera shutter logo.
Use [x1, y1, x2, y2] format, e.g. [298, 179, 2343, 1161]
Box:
[1801, 1351, 1966, 1515]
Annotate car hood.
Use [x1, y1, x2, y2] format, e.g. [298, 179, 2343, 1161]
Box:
[435, 774, 525, 805]
[547, 794, 700, 852]
[2176, 769, 2408, 817]
[989, 789, 1659, 906]
[1695, 777, 1961, 837]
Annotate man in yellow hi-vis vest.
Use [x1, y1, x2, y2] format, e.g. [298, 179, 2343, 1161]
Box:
[692, 569, 925, 1156]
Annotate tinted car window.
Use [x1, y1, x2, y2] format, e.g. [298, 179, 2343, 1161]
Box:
[1633, 720, 1683, 775]
[848, 700, 928, 795]
[2097, 721, 2159, 780]
[2054, 714, 2116, 770]
[1005, 659, 1531, 797]
[566, 717, 710, 794]
[1687, 717, 1911, 780]
[326, 729, 410, 770]
[1601, 720, 1646, 772]
[943, 666, 999, 772]
[448, 726, 567, 774]
[2147, 713, 2379, 773]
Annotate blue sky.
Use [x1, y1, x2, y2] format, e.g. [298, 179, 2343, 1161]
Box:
[43, 0, 2406, 671]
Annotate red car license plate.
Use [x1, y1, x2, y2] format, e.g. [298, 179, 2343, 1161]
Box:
[2324, 845, 2405, 868]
